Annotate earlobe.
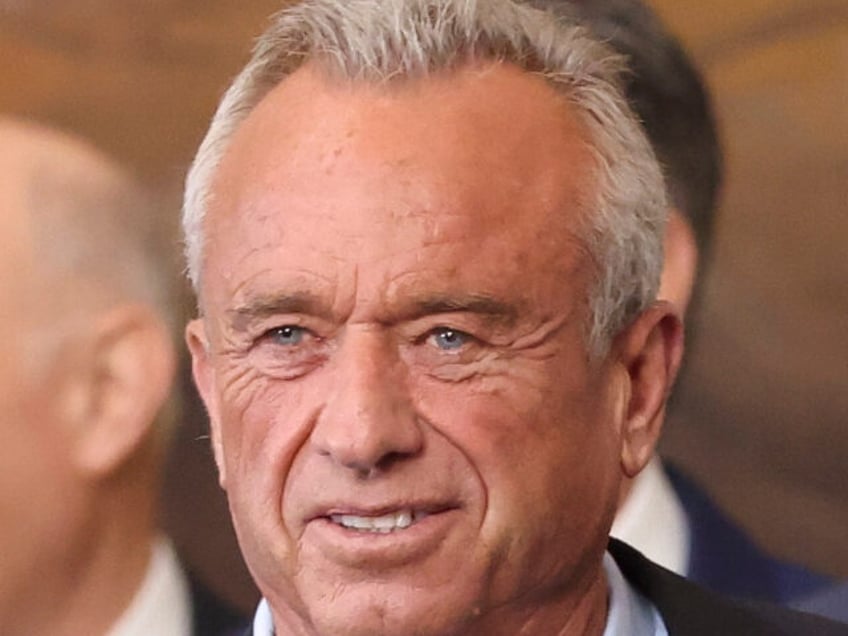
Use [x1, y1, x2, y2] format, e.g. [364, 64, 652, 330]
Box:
[616, 302, 684, 478]
[72, 304, 176, 477]
[186, 319, 227, 488]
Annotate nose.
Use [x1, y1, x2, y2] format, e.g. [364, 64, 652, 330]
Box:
[311, 328, 423, 476]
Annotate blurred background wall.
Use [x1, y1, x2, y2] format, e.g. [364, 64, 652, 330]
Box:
[1, 0, 845, 611]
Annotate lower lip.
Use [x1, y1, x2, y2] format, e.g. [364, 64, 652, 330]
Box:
[304, 509, 461, 569]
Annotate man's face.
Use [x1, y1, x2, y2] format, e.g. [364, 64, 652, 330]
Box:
[191, 63, 635, 635]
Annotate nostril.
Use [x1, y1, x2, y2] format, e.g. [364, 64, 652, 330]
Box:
[375, 449, 420, 472]
[339, 450, 418, 480]
[351, 464, 378, 480]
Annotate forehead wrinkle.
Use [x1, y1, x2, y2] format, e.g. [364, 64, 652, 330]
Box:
[222, 261, 357, 333]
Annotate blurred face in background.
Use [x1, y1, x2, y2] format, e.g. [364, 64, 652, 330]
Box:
[0, 148, 89, 628]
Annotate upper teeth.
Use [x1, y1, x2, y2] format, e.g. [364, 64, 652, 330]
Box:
[330, 509, 423, 533]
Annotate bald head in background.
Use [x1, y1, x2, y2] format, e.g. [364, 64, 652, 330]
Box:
[0, 119, 240, 636]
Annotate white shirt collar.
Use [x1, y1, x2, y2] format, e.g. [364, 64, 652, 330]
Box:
[106, 537, 192, 636]
[253, 598, 275, 636]
[602, 551, 668, 636]
[250, 553, 667, 636]
[611, 456, 691, 576]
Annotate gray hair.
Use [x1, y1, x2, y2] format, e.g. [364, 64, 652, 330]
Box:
[183, 0, 667, 355]
[530, 0, 723, 260]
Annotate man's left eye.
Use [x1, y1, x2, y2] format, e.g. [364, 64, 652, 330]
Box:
[429, 327, 471, 351]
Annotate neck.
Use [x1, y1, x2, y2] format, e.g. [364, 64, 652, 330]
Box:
[617, 471, 637, 509]
[465, 566, 609, 636]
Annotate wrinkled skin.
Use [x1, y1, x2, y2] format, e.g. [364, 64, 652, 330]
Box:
[189, 62, 679, 636]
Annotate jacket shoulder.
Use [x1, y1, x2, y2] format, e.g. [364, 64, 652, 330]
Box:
[186, 569, 250, 636]
[609, 539, 848, 635]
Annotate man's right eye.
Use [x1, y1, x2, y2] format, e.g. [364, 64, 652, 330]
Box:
[248, 323, 327, 380]
[263, 325, 307, 346]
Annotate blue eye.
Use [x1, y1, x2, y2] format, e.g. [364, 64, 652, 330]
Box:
[430, 327, 469, 351]
[266, 325, 306, 346]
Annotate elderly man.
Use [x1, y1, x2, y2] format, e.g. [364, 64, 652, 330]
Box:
[531, 0, 831, 605]
[183, 1, 847, 634]
[0, 119, 242, 635]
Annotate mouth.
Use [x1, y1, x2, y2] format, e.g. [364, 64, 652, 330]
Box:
[304, 503, 462, 567]
[328, 509, 432, 534]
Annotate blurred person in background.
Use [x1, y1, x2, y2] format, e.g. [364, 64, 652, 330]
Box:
[531, 0, 832, 605]
[0, 118, 243, 636]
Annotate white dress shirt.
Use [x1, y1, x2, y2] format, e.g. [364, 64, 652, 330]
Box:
[107, 537, 193, 636]
[250, 552, 667, 636]
[602, 551, 668, 636]
[611, 456, 691, 576]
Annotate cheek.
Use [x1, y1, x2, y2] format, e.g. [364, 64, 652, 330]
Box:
[415, 360, 607, 478]
[214, 363, 323, 535]
[415, 367, 620, 573]
[214, 365, 337, 610]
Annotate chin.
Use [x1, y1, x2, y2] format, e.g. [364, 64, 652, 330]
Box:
[300, 583, 480, 636]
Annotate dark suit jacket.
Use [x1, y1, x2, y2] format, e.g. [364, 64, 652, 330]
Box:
[610, 539, 848, 635]
[230, 541, 847, 635]
[187, 570, 247, 636]
[794, 580, 848, 624]
[665, 463, 832, 604]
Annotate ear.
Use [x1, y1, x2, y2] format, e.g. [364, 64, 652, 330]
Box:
[68, 304, 176, 477]
[613, 301, 684, 478]
[658, 210, 699, 317]
[186, 318, 227, 489]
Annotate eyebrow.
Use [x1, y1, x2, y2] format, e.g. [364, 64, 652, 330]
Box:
[227, 292, 332, 332]
[226, 291, 521, 331]
[396, 293, 520, 326]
